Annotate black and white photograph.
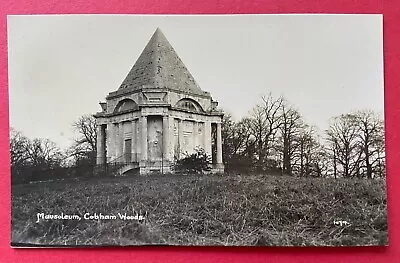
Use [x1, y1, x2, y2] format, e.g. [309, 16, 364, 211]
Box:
[9, 14, 387, 247]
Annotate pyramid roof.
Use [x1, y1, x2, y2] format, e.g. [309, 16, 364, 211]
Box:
[118, 28, 205, 95]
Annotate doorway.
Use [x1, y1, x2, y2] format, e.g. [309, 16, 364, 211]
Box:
[124, 139, 132, 162]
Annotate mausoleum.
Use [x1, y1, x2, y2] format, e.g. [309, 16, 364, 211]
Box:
[94, 28, 224, 175]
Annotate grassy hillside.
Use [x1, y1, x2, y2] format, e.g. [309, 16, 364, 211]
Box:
[11, 174, 388, 246]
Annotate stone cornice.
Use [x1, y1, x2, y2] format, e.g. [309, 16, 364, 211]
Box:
[106, 86, 212, 100]
[94, 106, 224, 119]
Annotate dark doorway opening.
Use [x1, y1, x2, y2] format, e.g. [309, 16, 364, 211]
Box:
[125, 139, 132, 162]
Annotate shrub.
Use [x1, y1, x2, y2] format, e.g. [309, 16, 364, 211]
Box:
[173, 147, 212, 174]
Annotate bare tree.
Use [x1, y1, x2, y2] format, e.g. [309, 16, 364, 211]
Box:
[218, 97, 384, 179]
[234, 118, 257, 160]
[70, 114, 97, 165]
[352, 110, 385, 178]
[10, 129, 65, 183]
[327, 136, 339, 179]
[25, 138, 65, 169]
[221, 112, 236, 164]
[72, 114, 97, 151]
[312, 144, 331, 177]
[10, 128, 29, 168]
[292, 125, 320, 177]
[279, 100, 303, 175]
[247, 93, 284, 171]
[221, 113, 257, 171]
[326, 114, 362, 178]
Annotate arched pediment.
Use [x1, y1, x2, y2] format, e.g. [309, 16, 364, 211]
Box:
[114, 99, 138, 113]
[175, 98, 204, 113]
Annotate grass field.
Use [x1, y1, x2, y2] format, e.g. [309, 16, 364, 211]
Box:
[11, 174, 388, 246]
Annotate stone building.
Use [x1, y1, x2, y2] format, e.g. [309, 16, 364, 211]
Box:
[94, 28, 224, 175]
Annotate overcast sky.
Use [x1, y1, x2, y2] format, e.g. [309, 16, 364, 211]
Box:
[8, 14, 383, 150]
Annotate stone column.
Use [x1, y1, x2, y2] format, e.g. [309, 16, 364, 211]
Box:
[114, 123, 121, 160]
[131, 120, 136, 162]
[192, 121, 197, 151]
[163, 116, 170, 161]
[141, 116, 148, 162]
[96, 124, 105, 165]
[204, 121, 212, 158]
[216, 122, 223, 165]
[106, 123, 114, 161]
[136, 119, 141, 161]
[119, 122, 125, 161]
[178, 119, 183, 159]
[199, 122, 205, 150]
[169, 117, 175, 161]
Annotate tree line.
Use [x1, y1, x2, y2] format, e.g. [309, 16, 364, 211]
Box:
[221, 93, 385, 179]
[10, 94, 385, 181]
[10, 115, 97, 183]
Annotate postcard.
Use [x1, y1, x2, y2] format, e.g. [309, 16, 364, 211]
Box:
[9, 14, 386, 247]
